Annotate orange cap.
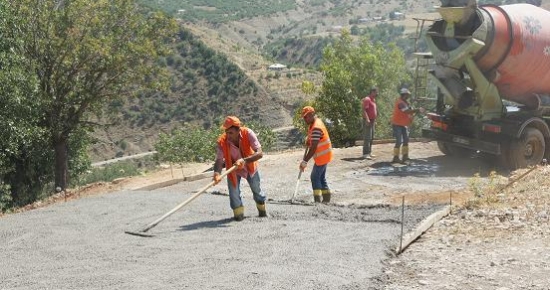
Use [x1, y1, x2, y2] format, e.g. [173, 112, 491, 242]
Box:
[301, 106, 315, 118]
[221, 116, 241, 130]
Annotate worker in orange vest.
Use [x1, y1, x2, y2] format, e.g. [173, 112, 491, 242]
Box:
[391, 88, 424, 163]
[212, 116, 267, 221]
[299, 106, 334, 203]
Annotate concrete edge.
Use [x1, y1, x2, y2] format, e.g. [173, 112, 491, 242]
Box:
[395, 205, 451, 255]
[134, 178, 185, 191]
[183, 171, 214, 182]
[134, 171, 214, 191]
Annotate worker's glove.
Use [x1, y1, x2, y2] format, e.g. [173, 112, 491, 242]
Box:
[299, 160, 308, 172]
[213, 172, 222, 185]
[234, 158, 245, 169]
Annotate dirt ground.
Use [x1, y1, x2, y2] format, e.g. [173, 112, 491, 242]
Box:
[3, 141, 541, 289]
[379, 165, 550, 289]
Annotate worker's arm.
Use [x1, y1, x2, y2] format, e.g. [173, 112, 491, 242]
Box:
[213, 145, 225, 184]
[399, 102, 422, 115]
[213, 158, 224, 174]
[405, 107, 425, 115]
[244, 147, 263, 163]
[303, 140, 319, 163]
[234, 129, 264, 168]
[299, 140, 319, 172]
[234, 147, 263, 169]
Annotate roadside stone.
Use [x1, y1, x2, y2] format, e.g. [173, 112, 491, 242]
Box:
[418, 280, 430, 285]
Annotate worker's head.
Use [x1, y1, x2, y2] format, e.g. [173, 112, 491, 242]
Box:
[370, 87, 378, 97]
[222, 116, 241, 140]
[301, 106, 316, 124]
[400, 88, 411, 99]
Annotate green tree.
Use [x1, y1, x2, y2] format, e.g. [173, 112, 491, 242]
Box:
[3, 0, 177, 191]
[0, 1, 53, 208]
[317, 30, 409, 146]
[155, 126, 219, 165]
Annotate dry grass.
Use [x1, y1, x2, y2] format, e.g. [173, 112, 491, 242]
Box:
[388, 189, 472, 206]
[442, 166, 550, 239]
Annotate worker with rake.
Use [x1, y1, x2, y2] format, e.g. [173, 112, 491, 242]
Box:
[213, 116, 267, 221]
[299, 106, 333, 203]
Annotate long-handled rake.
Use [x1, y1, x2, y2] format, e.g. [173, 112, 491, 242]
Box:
[125, 165, 237, 237]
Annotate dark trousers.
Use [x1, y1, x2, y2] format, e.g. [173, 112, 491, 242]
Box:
[392, 125, 409, 148]
[362, 119, 375, 155]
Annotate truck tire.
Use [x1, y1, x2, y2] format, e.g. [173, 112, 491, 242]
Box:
[437, 141, 451, 155]
[507, 128, 545, 169]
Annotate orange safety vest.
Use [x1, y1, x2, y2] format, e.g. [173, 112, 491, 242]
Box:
[391, 98, 413, 127]
[307, 118, 333, 166]
[217, 127, 258, 187]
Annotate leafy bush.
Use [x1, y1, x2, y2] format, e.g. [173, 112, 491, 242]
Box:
[72, 160, 144, 186]
[245, 121, 277, 152]
[155, 126, 219, 165]
[155, 122, 277, 166]
[0, 182, 12, 212]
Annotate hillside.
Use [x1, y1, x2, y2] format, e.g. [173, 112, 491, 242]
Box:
[89, 27, 294, 162]
[90, 0, 550, 162]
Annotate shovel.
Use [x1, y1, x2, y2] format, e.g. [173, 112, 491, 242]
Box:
[125, 165, 237, 237]
[290, 170, 302, 202]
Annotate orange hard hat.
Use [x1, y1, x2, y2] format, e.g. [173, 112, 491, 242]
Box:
[301, 106, 315, 118]
[221, 116, 241, 130]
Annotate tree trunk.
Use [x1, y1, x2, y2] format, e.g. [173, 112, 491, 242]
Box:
[54, 137, 69, 191]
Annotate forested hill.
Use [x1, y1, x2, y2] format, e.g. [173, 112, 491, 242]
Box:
[94, 0, 550, 161]
[91, 27, 291, 161]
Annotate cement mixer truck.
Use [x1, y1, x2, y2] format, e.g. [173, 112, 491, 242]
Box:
[421, 1, 550, 169]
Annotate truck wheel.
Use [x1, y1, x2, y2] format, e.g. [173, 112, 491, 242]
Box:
[437, 141, 451, 155]
[508, 128, 545, 169]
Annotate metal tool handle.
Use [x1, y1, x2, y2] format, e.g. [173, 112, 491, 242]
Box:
[140, 165, 238, 233]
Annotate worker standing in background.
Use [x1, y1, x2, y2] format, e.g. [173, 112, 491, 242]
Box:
[299, 106, 333, 203]
[391, 88, 424, 163]
[361, 87, 378, 160]
[213, 116, 267, 221]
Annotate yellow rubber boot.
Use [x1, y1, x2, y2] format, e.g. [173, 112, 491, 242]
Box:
[321, 189, 331, 203]
[256, 202, 267, 217]
[392, 147, 401, 163]
[402, 146, 409, 162]
[233, 206, 244, 221]
[313, 189, 322, 203]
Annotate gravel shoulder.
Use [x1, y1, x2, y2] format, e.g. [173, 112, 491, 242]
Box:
[378, 166, 550, 290]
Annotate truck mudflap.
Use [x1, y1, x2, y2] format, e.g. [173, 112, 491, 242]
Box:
[422, 128, 501, 155]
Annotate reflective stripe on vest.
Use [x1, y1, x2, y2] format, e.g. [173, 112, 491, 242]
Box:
[391, 98, 413, 127]
[308, 118, 333, 166]
[313, 139, 332, 159]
